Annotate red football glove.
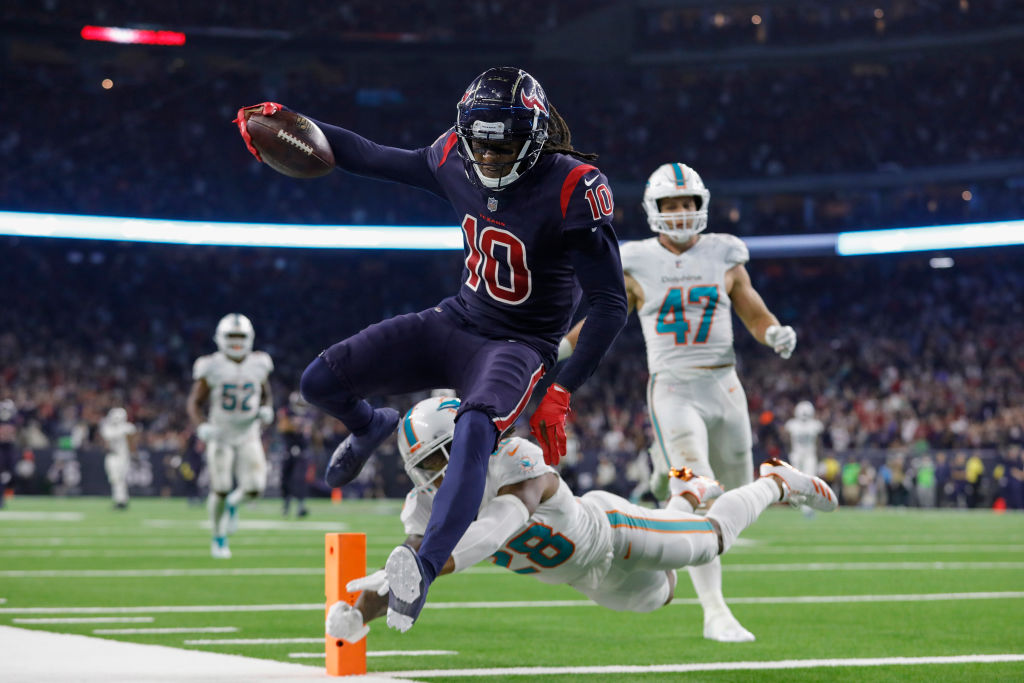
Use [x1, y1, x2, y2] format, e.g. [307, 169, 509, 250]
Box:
[232, 101, 282, 162]
[529, 383, 571, 466]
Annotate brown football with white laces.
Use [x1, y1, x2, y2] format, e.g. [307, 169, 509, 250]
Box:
[246, 110, 335, 179]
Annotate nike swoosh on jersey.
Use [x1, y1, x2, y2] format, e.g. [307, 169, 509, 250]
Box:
[507, 445, 520, 457]
[583, 175, 598, 186]
[623, 542, 632, 560]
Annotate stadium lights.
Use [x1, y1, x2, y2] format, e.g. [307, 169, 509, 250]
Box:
[0, 210, 1021, 255]
[0, 211, 460, 250]
[835, 221, 1024, 255]
[81, 25, 186, 46]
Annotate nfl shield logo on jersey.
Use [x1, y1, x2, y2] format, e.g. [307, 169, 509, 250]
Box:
[487, 196, 498, 212]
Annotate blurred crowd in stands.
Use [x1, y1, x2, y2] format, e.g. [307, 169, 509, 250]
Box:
[2, 2, 1022, 236]
[1, 240, 1021, 508]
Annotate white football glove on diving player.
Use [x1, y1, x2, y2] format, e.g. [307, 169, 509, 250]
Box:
[196, 422, 219, 443]
[764, 324, 797, 359]
[323, 570, 390, 642]
[325, 602, 369, 643]
[257, 405, 274, 425]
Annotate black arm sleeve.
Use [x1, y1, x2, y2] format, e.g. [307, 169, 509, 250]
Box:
[309, 118, 445, 198]
[552, 224, 628, 393]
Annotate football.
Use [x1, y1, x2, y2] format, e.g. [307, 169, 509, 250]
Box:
[246, 110, 335, 179]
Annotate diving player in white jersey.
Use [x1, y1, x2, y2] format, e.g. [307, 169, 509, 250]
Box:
[561, 163, 798, 642]
[325, 396, 836, 640]
[99, 407, 137, 509]
[785, 401, 825, 515]
[187, 313, 275, 559]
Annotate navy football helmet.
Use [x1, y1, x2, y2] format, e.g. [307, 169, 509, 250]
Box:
[455, 67, 550, 190]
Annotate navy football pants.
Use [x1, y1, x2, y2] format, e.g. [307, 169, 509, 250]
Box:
[304, 305, 545, 581]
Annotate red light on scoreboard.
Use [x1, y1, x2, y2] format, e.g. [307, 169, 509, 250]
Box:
[81, 25, 186, 46]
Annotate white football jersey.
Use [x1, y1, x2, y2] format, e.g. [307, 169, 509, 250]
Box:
[785, 418, 824, 456]
[401, 436, 612, 586]
[620, 233, 749, 372]
[99, 420, 136, 458]
[192, 351, 274, 437]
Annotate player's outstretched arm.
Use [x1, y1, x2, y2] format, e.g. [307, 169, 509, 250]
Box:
[306, 117, 444, 195]
[727, 263, 796, 358]
[559, 272, 643, 362]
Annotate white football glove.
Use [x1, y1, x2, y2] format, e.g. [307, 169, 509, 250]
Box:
[347, 569, 389, 596]
[257, 405, 274, 425]
[325, 601, 368, 643]
[196, 422, 219, 443]
[765, 325, 797, 359]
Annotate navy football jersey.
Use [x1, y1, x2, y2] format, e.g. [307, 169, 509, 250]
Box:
[421, 129, 616, 349]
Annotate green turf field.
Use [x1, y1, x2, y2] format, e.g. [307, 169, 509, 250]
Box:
[2, 496, 1023, 681]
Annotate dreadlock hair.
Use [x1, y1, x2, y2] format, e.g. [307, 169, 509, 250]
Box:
[541, 104, 598, 161]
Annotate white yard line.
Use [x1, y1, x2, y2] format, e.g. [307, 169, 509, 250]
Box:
[0, 603, 325, 615]
[3, 592, 1022, 617]
[15, 616, 155, 624]
[381, 654, 1024, 678]
[458, 560, 1024, 575]
[186, 637, 322, 645]
[0, 548, 322, 558]
[0, 511, 84, 521]
[95, 626, 239, 635]
[16, 560, 1010, 579]
[730, 544, 1024, 554]
[0, 567, 321, 578]
[720, 561, 1024, 571]
[143, 519, 349, 531]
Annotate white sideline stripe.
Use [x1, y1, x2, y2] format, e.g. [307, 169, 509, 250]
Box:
[15, 616, 155, 624]
[187, 637, 322, 645]
[381, 654, 1024, 678]
[0, 567, 321, 578]
[4, 592, 1024, 616]
[2, 625, 403, 683]
[289, 651, 458, 658]
[95, 626, 239, 635]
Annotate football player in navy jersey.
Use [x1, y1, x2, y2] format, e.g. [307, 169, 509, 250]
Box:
[235, 66, 628, 632]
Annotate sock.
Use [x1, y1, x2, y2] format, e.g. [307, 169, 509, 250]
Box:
[706, 478, 777, 553]
[208, 493, 227, 538]
[112, 482, 128, 505]
[226, 487, 245, 508]
[299, 357, 373, 432]
[416, 409, 496, 584]
[687, 555, 729, 618]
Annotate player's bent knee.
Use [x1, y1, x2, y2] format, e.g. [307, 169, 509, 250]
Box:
[299, 357, 350, 406]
